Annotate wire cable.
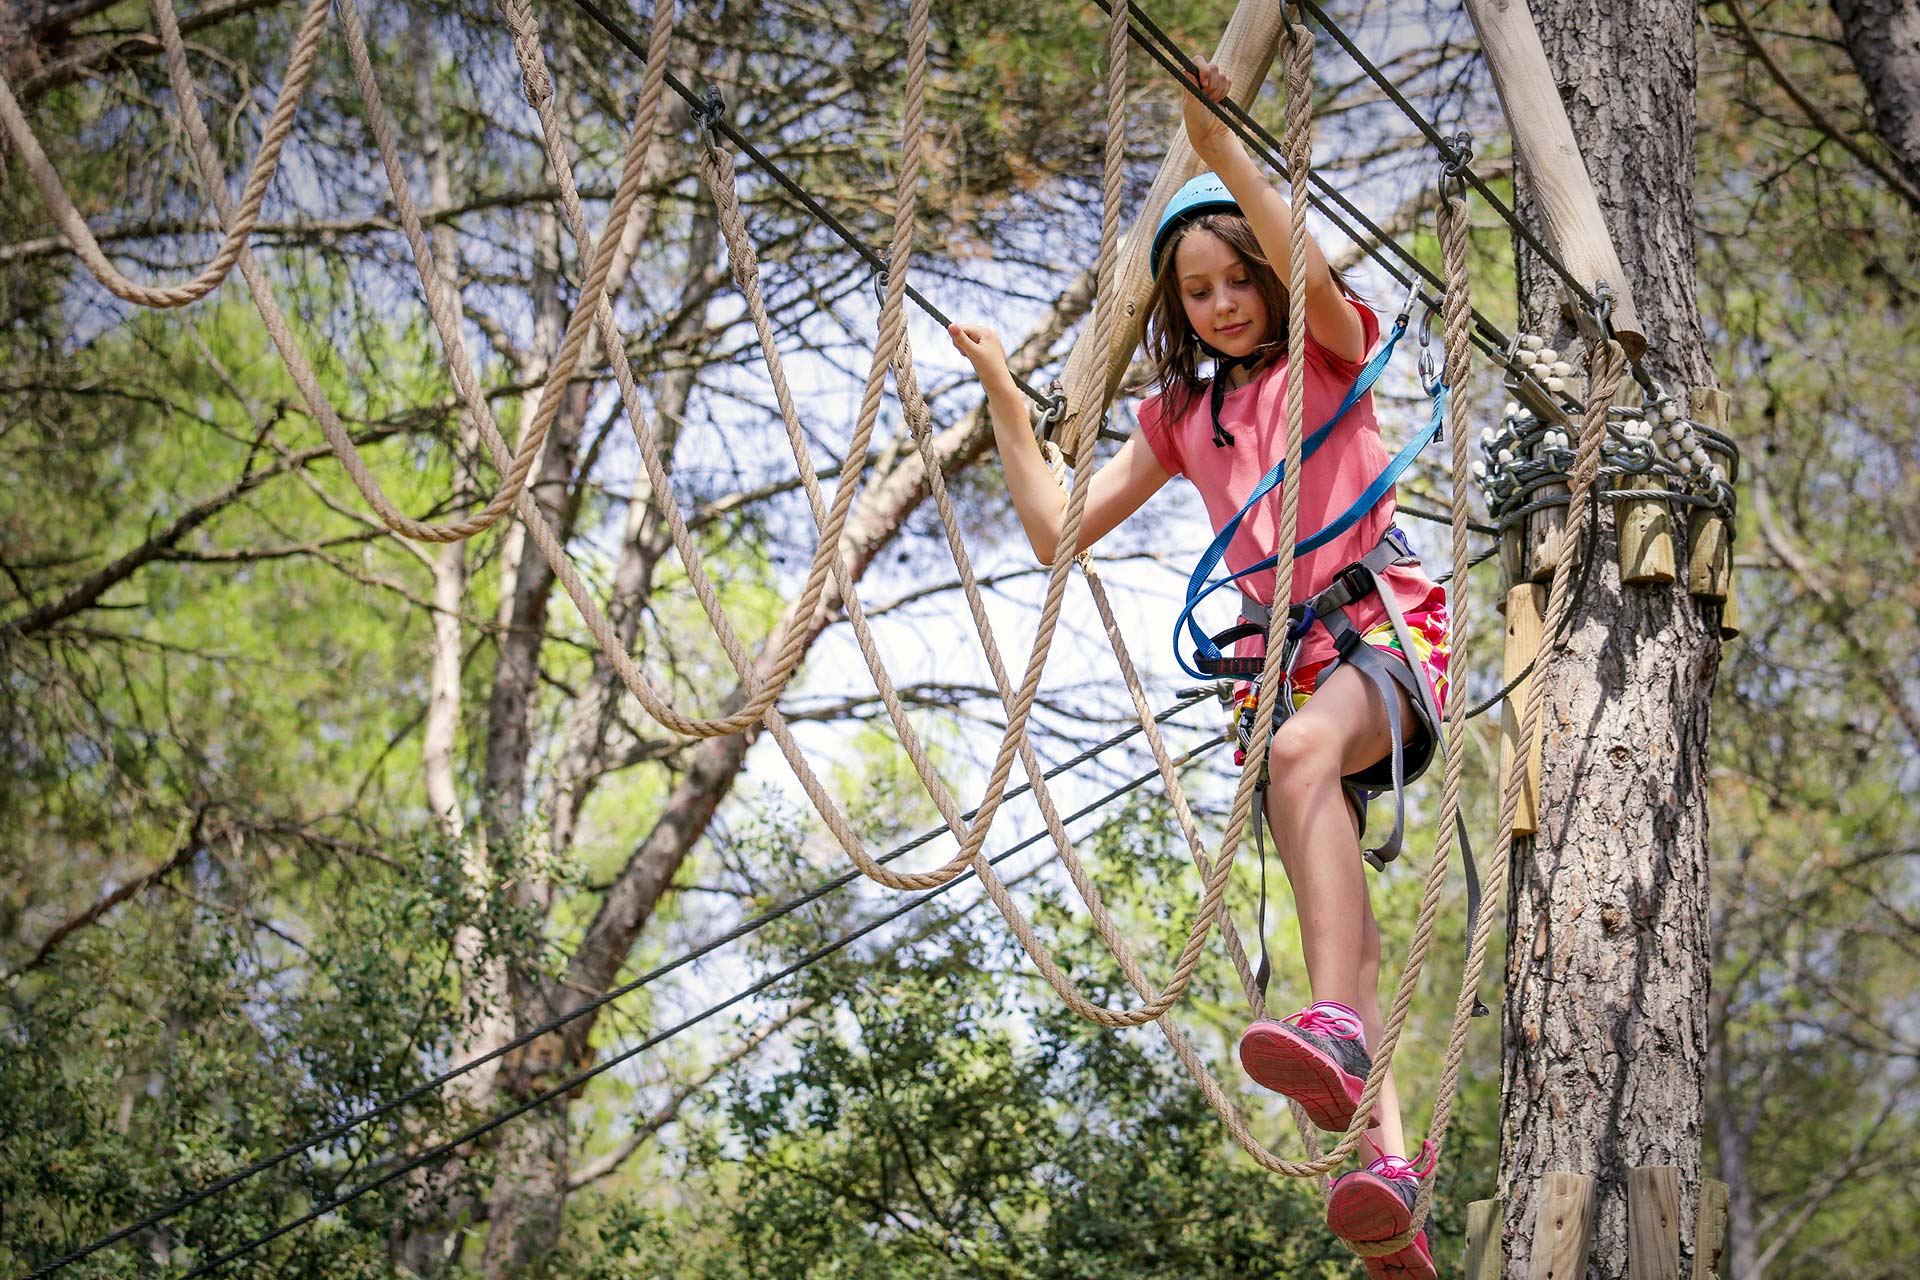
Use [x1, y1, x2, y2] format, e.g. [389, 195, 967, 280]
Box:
[1285, 0, 1599, 312]
[22, 692, 1216, 1279]
[145, 735, 1231, 1280]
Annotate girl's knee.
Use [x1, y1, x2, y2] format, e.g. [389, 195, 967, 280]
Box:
[1267, 715, 1342, 790]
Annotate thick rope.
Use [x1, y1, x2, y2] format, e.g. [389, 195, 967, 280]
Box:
[0, 0, 333, 309]
[691, 0, 1243, 1030]
[7, 0, 1540, 1188]
[1343, 180, 1480, 1260]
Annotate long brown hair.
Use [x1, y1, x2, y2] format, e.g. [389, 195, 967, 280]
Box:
[1138, 212, 1353, 420]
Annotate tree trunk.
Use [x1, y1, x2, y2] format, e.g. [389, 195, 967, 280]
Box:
[471, 265, 1094, 1278]
[1498, 0, 1721, 1274]
[1831, 0, 1920, 192]
[395, 25, 511, 1273]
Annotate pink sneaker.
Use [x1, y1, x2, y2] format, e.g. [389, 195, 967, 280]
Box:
[1327, 1142, 1439, 1280]
[1237, 1001, 1372, 1131]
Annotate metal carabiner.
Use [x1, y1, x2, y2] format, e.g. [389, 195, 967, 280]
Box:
[872, 249, 890, 307]
[1393, 273, 1422, 332]
[1417, 299, 1441, 390]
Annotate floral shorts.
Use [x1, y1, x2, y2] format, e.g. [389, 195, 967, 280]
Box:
[1230, 602, 1451, 764]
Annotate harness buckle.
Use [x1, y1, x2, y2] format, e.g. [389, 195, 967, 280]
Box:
[1335, 560, 1375, 605]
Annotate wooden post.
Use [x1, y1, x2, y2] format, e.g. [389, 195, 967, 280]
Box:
[1461, 0, 1645, 358]
[1718, 572, 1742, 640]
[1529, 1171, 1599, 1280]
[1687, 387, 1734, 601]
[1616, 379, 1676, 585]
[1500, 581, 1547, 836]
[1049, 0, 1287, 458]
[1500, 524, 1527, 591]
[1465, 1198, 1504, 1280]
[1628, 1165, 1683, 1280]
[1527, 480, 1569, 582]
[1692, 1179, 1731, 1280]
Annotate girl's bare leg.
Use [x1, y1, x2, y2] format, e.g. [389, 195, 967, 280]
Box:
[1262, 662, 1415, 1160]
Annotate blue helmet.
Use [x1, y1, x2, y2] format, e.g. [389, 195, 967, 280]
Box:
[1148, 172, 1242, 278]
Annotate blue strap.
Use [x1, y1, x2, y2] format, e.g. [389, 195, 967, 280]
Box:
[1174, 380, 1447, 681]
[1179, 319, 1405, 603]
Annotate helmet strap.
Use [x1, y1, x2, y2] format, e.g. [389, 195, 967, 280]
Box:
[1205, 348, 1264, 448]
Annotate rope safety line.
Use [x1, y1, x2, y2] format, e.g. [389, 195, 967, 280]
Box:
[1398, 332, 1629, 1244]
[1343, 160, 1482, 1261]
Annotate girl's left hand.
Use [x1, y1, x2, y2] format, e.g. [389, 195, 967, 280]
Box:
[1180, 59, 1233, 156]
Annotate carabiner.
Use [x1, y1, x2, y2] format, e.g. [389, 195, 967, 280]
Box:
[1393, 274, 1422, 332]
[1417, 300, 1440, 390]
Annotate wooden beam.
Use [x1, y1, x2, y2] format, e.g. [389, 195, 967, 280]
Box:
[1462, 0, 1645, 357]
[1628, 1165, 1683, 1280]
[1616, 380, 1676, 586]
[1692, 1179, 1731, 1280]
[1529, 1171, 1598, 1280]
[1051, 1, 1287, 458]
[1500, 581, 1547, 836]
[1527, 478, 1569, 582]
[1465, 1198, 1504, 1280]
[1686, 387, 1734, 601]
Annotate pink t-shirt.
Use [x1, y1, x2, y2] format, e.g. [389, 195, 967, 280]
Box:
[1136, 297, 1443, 673]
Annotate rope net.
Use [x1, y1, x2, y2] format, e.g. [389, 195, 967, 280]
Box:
[0, 0, 1626, 1239]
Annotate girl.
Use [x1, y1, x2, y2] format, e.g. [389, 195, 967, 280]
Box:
[949, 60, 1446, 1280]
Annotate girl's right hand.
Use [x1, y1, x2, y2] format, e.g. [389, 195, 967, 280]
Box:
[948, 322, 1015, 389]
[1181, 59, 1234, 157]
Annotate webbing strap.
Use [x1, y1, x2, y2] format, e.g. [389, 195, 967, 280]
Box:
[1176, 380, 1445, 680]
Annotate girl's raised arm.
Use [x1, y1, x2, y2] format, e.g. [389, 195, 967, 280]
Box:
[948, 322, 1172, 564]
[1181, 60, 1365, 363]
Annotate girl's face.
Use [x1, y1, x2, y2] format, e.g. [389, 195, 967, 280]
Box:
[1172, 229, 1268, 359]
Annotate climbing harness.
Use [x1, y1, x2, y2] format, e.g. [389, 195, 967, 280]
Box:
[1172, 289, 1485, 1012]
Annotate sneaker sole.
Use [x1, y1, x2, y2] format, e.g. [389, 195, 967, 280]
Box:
[1237, 1022, 1365, 1132]
[1326, 1172, 1412, 1243]
[1362, 1242, 1438, 1280]
[1328, 1182, 1434, 1280]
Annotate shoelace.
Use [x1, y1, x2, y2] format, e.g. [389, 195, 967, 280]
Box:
[1283, 1002, 1366, 1040]
[1365, 1139, 1437, 1184]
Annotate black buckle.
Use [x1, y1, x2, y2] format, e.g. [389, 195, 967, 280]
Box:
[1336, 561, 1374, 604]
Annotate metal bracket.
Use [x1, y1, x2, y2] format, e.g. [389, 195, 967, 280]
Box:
[690, 86, 727, 153]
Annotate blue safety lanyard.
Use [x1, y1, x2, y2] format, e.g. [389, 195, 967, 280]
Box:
[1173, 316, 1446, 681]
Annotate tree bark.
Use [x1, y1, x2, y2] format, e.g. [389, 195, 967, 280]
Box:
[1499, 0, 1720, 1274]
[1831, 0, 1920, 193]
